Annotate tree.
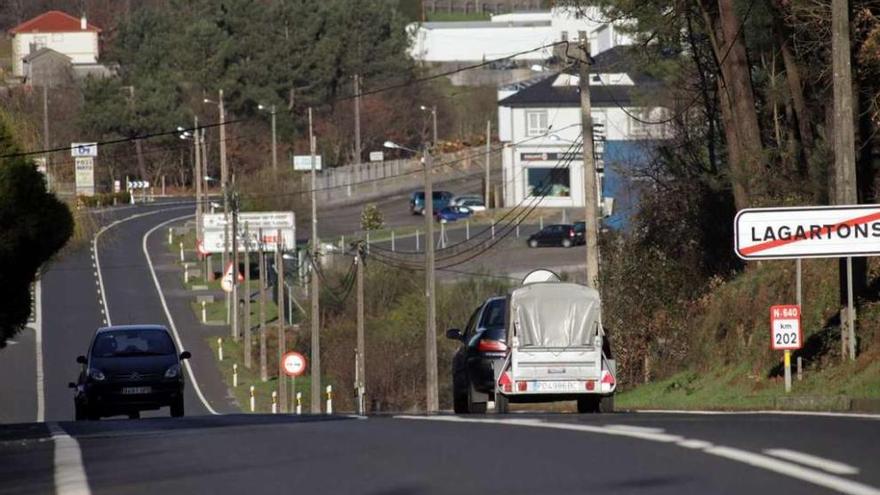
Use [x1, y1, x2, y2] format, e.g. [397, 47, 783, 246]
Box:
[0, 110, 73, 347]
[360, 203, 385, 231]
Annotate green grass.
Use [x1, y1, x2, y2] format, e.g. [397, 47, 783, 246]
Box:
[190, 285, 278, 324]
[425, 11, 491, 22]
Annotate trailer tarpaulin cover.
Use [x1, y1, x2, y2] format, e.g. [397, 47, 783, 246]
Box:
[511, 282, 600, 347]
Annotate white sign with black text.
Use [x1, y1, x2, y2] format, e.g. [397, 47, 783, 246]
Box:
[292, 155, 322, 171]
[201, 212, 295, 253]
[74, 157, 95, 196]
[71, 142, 98, 157]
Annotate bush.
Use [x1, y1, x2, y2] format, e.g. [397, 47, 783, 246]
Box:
[360, 203, 384, 231]
[77, 191, 131, 208]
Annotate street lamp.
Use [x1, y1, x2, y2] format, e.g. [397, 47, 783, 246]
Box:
[258, 104, 278, 174]
[383, 139, 438, 413]
[419, 105, 438, 148]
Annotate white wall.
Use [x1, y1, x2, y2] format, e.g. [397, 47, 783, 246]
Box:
[12, 30, 98, 76]
[409, 24, 555, 62]
[491, 12, 552, 23]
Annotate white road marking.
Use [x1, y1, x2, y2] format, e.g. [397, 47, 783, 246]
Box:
[606, 424, 666, 434]
[396, 416, 880, 495]
[143, 214, 218, 415]
[48, 423, 91, 495]
[634, 409, 880, 420]
[765, 448, 859, 475]
[35, 278, 45, 423]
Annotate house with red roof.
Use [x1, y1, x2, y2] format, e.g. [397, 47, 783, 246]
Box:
[8, 10, 101, 78]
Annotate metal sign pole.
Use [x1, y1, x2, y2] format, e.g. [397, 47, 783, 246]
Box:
[784, 350, 792, 393]
[847, 256, 855, 360]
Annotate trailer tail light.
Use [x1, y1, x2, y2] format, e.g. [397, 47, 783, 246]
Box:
[585, 380, 596, 391]
[498, 371, 512, 393]
[517, 381, 528, 392]
[477, 339, 507, 353]
[600, 370, 616, 393]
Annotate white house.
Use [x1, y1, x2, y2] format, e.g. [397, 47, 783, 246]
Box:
[497, 46, 669, 226]
[9, 10, 101, 78]
[407, 7, 634, 63]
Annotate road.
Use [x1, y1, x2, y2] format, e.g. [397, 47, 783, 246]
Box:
[1, 411, 879, 494]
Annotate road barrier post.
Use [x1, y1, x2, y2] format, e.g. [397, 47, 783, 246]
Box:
[296, 392, 302, 415]
[466, 221, 470, 240]
[179, 242, 184, 262]
[491, 220, 495, 239]
[325, 385, 333, 414]
[516, 224, 520, 238]
[784, 350, 792, 393]
[415, 229, 420, 251]
[184, 263, 189, 283]
[218, 337, 223, 361]
[539, 216, 543, 229]
[391, 231, 395, 252]
[272, 391, 278, 414]
[168, 228, 173, 245]
[797, 356, 803, 381]
[233, 363, 238, 388]
[201, 301, 207, 323]
[249, 385, 255, 412]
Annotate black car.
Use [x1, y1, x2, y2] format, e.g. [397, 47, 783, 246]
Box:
[447, 296, 507, 413]
[573, 221, 586, 245]
[527, 224, 577, 248]
[71, 325, 191, 420]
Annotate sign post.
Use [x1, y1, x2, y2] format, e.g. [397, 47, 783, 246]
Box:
[770, 305, 802, 393]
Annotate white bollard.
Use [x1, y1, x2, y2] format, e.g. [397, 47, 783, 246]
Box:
[415, 229, 420, 251]
[516, 224, 520, 238]
[249, 385, 255, 412]
[184, 264, 189, 283]
[233, 363, 238, 388]
[325, 385, 333, 414]
[391, 231, 395, 252]
[272, 391, 278, 414]
[168, 228, 173, 245]
[491, 220, 495, 238]
[296, 392, 302, 415]
[466, 220, 470, 240]
[179, 242, 184, 262]
[540, 216, 543, 229]
[201, 301, 207, 323]
[217, 337, 223, 361]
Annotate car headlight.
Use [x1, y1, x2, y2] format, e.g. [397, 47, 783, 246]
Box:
[88, 368, 106, 381]
[165, 364, 181, 379]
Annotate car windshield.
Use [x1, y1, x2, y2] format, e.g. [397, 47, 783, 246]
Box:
[91, 329, 176, 358]
[480, 299, 507, 340]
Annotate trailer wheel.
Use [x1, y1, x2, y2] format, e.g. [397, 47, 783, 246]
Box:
[577, 396, 601, 413]
[599, 395, 615, 413]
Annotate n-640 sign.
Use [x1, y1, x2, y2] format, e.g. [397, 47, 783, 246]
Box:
[770, 305, 802, 351]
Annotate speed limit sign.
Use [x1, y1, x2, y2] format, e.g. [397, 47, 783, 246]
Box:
[282, 352, 307, 377]
[770, 305, 802, 350]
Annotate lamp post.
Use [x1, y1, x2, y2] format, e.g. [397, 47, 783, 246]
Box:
[384, 140, 438, 413]
[258, 104, 278, 174]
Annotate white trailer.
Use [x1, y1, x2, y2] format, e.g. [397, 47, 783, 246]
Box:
[493, 280, 616, 413]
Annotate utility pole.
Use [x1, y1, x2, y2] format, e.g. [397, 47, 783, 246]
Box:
[423, 145, 438, 413]
[201, 131, 212, 280]
[231, 190, 239, 342]
[309, 107, 322, 413]
[353, 75, 362, 164]
[431, 106, 438, 148]
[42, 85, 51, 191]
[270, 105, 278, 174]
[258, 228, 268, 381]
[218, 89, 229, 281]
[578, 36, 600, 289]
[194, 117, 203, 242]
[832, 0, 858, 361]
[243, 223, 252, 369]
[485, 120, 491, 207]
[277, 229, 287, 413]
[356, 244, 366, 415]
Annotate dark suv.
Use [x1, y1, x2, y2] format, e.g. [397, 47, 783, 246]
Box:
[410, 190, 454, 215]
[447, 297, 507, 413]
[527, 224, 577, 248]
[71, 325, 191, 420]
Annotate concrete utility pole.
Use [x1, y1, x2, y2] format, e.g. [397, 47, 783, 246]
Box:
[578, 37, 600, 289]
[42, 85, 51, 190]
[243, 223, 252, 369]
[258, 228, 268, 381]
[217, 89, 230, 279]
[356, 245, 366, 415]
[832, 0, 858, 361]
[485, 120, 491, 207]
[353, 75, 362, 164]
[231, 192, 239, 342]
[431, 106, 438, 148]
[276, 230, 287, 413]
[309, 107, 322, 413]
[270, 105, 278, 174]
[423, 145, 439, 413]
[194, 117, 203, 242]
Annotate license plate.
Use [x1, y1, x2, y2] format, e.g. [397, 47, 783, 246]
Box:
[121, 386, 152, 395]
[532, 381, 583, 392]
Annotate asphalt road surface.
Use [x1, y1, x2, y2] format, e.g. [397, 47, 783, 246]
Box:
[1, 411, 879, 494]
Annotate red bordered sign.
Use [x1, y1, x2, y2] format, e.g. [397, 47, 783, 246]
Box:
[282, 352, 307, 377]
[770, 305, 802, 351]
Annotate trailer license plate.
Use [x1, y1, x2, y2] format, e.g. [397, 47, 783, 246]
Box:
[121, 386, 151, 395]
[533, 381, 581, 392]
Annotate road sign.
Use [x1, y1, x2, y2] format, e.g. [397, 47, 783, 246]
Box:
[292, 155, 322, 171]
[220, 261, 244, 293]
[735, 205, 880, 260]
[369, 151, 384, 162]
[71, 142, 98, 157]
[127, 180, 151, 189]
[770, 305, 802, 351]
[74, 157, 95, 196]
[282, 352, 307, 377]
[201, 212, 295, 253]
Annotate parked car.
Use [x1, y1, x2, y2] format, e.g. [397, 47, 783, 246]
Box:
[527, 224, 577, 248]
[409, 191, 454, 215]
[435, 205, 473, 223]
[451, 195, 487, 213]
[71, 325, 191, 420]
[573, 221, 586, 245]
[447, 297, 508, 414]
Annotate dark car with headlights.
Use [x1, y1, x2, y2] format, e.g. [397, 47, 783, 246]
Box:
[71, 325, 190, 420]
[446, 296, 508, 413]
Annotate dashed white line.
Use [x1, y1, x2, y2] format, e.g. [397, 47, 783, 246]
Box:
[634, 409, 880, 420]
[48, 423, 91, 495]
[765, 448, 859, 475]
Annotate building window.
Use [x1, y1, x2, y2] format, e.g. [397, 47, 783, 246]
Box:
[52, 33, 64, 42]
[34, 36, 47, 50]
[525, 110, 548, 137]
[527, 167, 571, 197]
[629, 110, 649, 137]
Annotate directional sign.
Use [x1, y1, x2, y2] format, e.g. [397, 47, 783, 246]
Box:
[127, 180, 151, 189]
[71, 142, 98, 157]
[292, 155, 322, 171]
[75, 157, 95, 196]
[735, 205, 880, 260]
[770, 305, 802, 351]
[282, 352, 307, 377]
[202, 212, 295, 253]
